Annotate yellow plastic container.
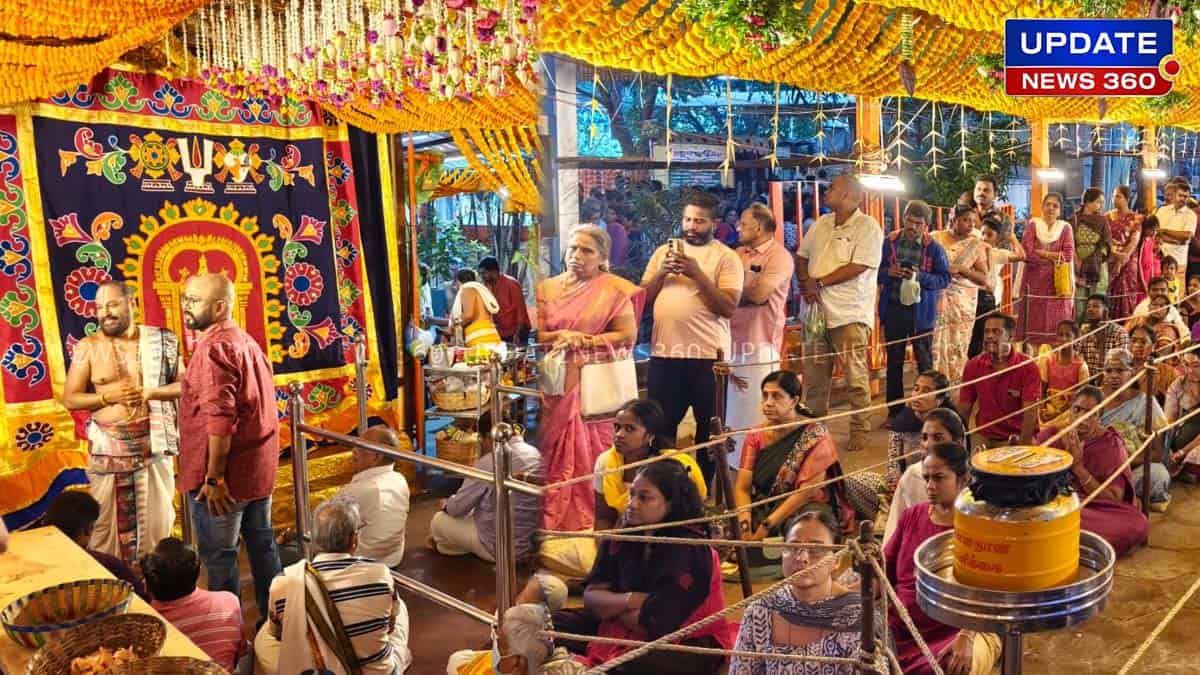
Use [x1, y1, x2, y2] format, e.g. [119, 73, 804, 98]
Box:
[952, 446, 1081, 591]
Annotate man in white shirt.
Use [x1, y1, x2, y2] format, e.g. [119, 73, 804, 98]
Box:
[642, 191, 744, 482]
[1154, 179, 1196, 286]
[333, 425, 411, 568]
[797, 174, 884, 452]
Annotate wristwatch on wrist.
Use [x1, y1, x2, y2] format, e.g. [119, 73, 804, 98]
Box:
[205, 476, 225, 488]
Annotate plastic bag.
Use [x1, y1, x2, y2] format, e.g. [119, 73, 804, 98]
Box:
[405, 321, 434, 359]
[900, 274, 921, 306]
[538, 347, 568, 397]
[803, 300, 826, 345]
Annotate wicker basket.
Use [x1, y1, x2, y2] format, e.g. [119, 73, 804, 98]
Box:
[436, 434, 481, 466]
[430, 387, 489, 412]
[103, 656, 230, 674]
[26, 614, 166, 675]
[1, 578, 133, 649]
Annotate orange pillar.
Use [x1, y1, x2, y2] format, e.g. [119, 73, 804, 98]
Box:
[856, 96, 885, 395]
[1142, 125, 1159, 211]
[1030, 119, 1050, 218]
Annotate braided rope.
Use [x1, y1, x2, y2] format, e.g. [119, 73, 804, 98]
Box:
[850, 539, 946, 675]
[1116, 572, 1200, 674]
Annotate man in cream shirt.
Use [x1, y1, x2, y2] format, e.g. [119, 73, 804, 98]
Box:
[333, 425, 411, 568]
[642, 190, 744, 483]
[1154, 178, 1196, 286]
[797, 174, 884, 452]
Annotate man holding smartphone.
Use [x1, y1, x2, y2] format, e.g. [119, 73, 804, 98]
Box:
[878, 200, 950, 419]
[642, 191, 744, 483]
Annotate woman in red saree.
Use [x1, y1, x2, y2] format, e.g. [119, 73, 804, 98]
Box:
[885, 443, 1001, 675]
[536, 226, 644, 531]
[1035, 385, 1149, 557]
[1106, 185, 1144, 319]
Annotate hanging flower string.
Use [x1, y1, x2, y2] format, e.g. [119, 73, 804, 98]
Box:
[190, 0, 540, 110]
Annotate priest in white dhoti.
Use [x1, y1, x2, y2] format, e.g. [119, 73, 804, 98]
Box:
[727, 205, 794, 463]
[63, 280, 181, 564]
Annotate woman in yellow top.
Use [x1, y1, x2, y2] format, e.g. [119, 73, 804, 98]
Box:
[540, 398, 706, 580]
[593, 398, 707, 530]
[450, 268, 503, 347]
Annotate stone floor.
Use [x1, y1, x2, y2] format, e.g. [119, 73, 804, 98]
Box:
[236, 395, 1200, 674]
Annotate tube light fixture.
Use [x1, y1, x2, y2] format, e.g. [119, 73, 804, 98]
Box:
[857, 173, 906, 193]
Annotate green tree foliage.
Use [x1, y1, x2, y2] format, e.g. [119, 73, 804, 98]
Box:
[417, 214, 489, 284]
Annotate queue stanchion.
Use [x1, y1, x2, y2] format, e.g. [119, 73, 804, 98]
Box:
[288, 382, 313, 560]
[856, 521, 876, 674]
[354, 333, 369, 435]
[709, 416, 754, 599]
[490, 355, 516, 617]
[1142, 362, 1156, 522]
[711, 351, 730, 506]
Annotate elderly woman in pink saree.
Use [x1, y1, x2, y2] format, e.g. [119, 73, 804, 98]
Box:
[536, 226, 644, 531]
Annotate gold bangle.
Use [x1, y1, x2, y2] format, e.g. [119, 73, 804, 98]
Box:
[99, 391, 110, 406]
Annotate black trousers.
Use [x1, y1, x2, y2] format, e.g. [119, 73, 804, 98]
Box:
[969, 290, 997, 358]
[647, 356, 717, 483]
[551, 608, 726, 674]
[883, 303, 932, 416]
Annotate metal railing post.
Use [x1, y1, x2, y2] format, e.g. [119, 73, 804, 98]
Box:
[288, 382, 313, 560]
[490, 356, 515, 617]
[856, 521, 876, 674]
[176, 456, 195, 547]
[1142, 362, 1156, 522]
[354, 333, 369, 435]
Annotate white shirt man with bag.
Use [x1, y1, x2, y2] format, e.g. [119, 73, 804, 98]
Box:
[796, 174, 884, 452]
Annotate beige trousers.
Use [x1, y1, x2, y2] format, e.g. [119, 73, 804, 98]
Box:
[804, 322, 872, 436]
[430, 511, 495, 562]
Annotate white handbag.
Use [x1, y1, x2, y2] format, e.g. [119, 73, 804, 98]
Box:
[579, 343, 638, 418]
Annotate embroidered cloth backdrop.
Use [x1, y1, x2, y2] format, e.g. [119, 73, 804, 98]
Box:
[0, 69, 394, 526]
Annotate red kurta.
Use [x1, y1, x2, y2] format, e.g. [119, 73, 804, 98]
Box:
[487, 274, 530, 340]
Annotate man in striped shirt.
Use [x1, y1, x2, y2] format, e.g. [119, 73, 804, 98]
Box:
[145, 537, 246, 672]
[254, 499, 412, 674]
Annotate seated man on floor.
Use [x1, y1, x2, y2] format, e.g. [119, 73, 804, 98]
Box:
[334, 425, 411, 568]
[43, 490, 146, 600]
[143, 537, 245, 671]
[255, 499, 412, 674]
[431, 430, 542, 564]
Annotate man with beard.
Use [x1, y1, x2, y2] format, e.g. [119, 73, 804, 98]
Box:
[969, 175, 1013, 358]
[179, 273, 281, 617]
[958, 314, 1041, 450]
[642, 190, 744, 482]
[63, 280, 182, 565]
[797, 174, 883, 451]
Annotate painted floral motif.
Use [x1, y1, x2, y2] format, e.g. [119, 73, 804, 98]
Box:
[325, 153, 351, 188]
[14, 421, 54, 452]
[147, 82, 191, 118]
[0, 286, 38, 330]
[196, 90, 237, 122]
[335, 239, 358, 268]
[99, 74, 145, 113]
[330, 199, 356, 230]
[0, 235, 31, 281]
[340, 315, 364, 342]
[284, 262, 325, 306]
[63, 266, 112, 317]
[306, 382, 341, 412]
[3, 336, 46, 386]
[337, 277, 361, 311]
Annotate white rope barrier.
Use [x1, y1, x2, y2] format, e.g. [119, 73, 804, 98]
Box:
[1116, 572, 1200, 674]
[534, 530, 849, 551]
[543, 630, 865, 666]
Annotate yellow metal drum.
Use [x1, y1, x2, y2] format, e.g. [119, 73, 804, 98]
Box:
[952, 446, 1081, 592]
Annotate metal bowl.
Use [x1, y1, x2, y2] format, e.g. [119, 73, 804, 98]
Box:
[914, 530, 1115, 634]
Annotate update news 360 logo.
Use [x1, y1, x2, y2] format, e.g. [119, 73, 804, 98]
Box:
[1004, 18, 1181, 97]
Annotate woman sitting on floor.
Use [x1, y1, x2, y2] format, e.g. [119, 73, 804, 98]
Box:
[1035, 386, 1150, 556]
[882, 407, 966, 542]
[728, 510, 864, 675]
[550, 461, 737, 673]
[540, 398, 708, 580]
[1099, 347, 1172, 512]
[735, 370, 858, 578]
[878, 371, 952, 530]
[886, 443, 1001, 675]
